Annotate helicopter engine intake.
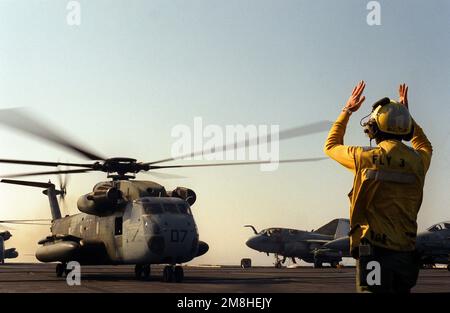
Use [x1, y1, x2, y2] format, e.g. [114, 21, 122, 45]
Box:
[169, 187, 196, 205]
[77, 185, 123, 216]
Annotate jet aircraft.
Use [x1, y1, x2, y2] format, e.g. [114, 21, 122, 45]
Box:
[244, 218, 349, 268]
[318, 221, 450, 271]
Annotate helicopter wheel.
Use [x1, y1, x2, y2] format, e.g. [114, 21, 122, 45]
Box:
[142, 264, 151, 280]
[134, 264, 144, 280]
[56, 263, 65, 277]
[163, 265, 174, 283]
[174, 266, 184, 283]
[64, 266, 72, 276]
[331, 262, 339, 269]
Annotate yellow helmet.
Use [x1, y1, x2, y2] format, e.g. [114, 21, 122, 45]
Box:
[363, 97, 413, 140]
[371, 100, 412, 135]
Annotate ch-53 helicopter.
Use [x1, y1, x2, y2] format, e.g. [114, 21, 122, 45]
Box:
[0, 109, 330, 282]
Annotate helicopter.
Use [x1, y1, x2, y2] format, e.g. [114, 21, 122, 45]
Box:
[0, 108, 330, 282]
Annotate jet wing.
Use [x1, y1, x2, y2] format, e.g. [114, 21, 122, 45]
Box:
[303, 239, 330, 244]
[302, 239, 331, 250]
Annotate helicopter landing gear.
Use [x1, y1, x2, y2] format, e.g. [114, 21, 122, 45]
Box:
[56, 262, 76, 277]
[163, 265, 174, 282]
[174, 266, 184, 283]
[134, 264, 151, 280]
[162, 265, 184, 283]
[143, 264, 151, 279]
[56, 263, 65, 277]
[134, 264, 142, 279]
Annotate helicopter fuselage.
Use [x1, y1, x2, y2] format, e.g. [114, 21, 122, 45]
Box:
[36, 196, 205, 265]
[0, 179, 208, 267]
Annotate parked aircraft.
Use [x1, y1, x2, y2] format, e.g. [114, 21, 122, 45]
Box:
[319, 221, 450, 271]
[0, 228, 18, 264]
[244, 218, 349, 268]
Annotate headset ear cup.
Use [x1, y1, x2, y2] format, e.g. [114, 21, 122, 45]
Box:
[363, 125, 371, 138]
[403, 124, 415, 141]
[370, 123, 378, 139]
[364, 120, 378, 139]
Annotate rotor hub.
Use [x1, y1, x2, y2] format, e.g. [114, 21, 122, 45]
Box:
[101, 157, 145, 180]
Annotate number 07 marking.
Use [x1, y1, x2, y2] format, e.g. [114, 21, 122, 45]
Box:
[171, 229, 188, 242]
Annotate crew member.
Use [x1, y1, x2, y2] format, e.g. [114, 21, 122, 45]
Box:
[324, 81, 432, 293]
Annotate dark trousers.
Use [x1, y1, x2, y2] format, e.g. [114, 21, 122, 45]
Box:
[356, 245, 420, 293]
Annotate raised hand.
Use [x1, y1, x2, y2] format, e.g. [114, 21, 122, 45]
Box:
[398, 83, 409, 109]
[344, 80, 366, 113]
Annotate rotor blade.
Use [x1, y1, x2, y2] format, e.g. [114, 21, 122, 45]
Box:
[1, 179, 55, 188]
[57, 164, 70, 206]
[60, 196, 68, 216]
[149, 157, 327, 169]
[63, 171, 69, 190]
[0, 108, 105, 160]
[1, 168, 94, 179]
[0, 221, 50, 226]
[140, 171, 187, 180]
[56, 168, 68, 216]
[146, 120, 332, 165]
[0, 158, 94, 168]
[0, 219, 51, 223]
[57, 170, 63, 189]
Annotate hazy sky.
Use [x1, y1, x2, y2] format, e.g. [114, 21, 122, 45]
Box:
[0, 0, 449, 266]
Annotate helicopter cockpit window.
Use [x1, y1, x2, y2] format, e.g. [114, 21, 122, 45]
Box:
[164, 203, 180, 214]
[143, 203, 163, 214]
[177, 203, 192, 215]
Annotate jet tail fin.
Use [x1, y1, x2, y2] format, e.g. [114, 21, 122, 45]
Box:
[314, 218, 350, 239]
[333, 219, 350, 239]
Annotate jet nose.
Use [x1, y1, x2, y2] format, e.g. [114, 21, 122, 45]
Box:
[245, 235, 261, 250]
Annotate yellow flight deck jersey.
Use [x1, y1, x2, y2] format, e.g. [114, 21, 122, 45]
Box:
[324, 112, 432, 254]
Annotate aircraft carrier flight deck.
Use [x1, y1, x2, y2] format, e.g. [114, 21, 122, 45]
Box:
[0, 263, 449, 293]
